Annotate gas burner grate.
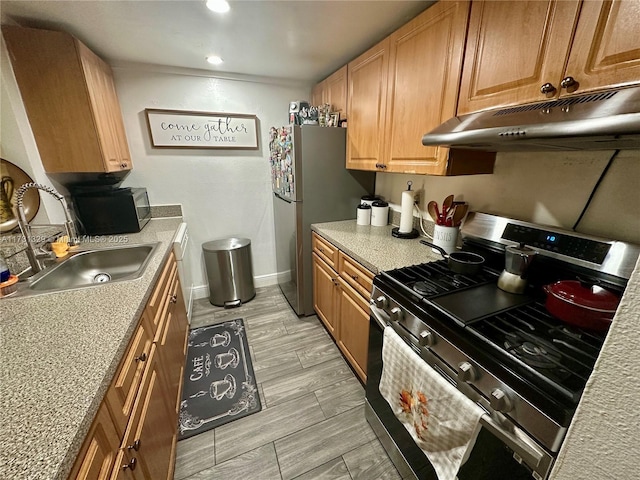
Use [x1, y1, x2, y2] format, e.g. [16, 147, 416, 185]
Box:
[382, 260, 497, 300]
[468, 301, 606, 403]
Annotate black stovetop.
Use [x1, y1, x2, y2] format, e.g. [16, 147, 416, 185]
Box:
[380, 258, 607, 408]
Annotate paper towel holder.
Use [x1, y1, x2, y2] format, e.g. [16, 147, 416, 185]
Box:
[391, 226, 419, 239]
[392, 180, 419, 239]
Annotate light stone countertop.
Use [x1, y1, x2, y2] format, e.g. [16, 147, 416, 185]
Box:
[311, 219, 441, 273]
[0, 217, 183, 480]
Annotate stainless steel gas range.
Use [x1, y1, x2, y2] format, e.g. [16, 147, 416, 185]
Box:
[365, 212, 640, 480]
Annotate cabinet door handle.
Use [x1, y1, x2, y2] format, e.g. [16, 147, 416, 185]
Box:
[127, 439, 141, 451]
[560, 76, 577, 89]
[170, 294, 178, 303]
[120, 162, 129, 169]
[540, 83, 556, 94]
[134, 352, 147, 363]
[122, 458, 137, 471]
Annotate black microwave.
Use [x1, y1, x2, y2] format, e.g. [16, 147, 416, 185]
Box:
[72, 187, 151, 235]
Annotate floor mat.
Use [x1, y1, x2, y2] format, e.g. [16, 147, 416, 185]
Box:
[178, 318, 261, 440]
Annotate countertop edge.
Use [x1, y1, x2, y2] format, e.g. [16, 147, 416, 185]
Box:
[311, 220, 441, 274]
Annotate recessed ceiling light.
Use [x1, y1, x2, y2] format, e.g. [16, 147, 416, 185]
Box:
[206, 0, 230, 13]
[206, 55, 224, 65]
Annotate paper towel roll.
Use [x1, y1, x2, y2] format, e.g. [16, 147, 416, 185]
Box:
[399, 189, 415, 233]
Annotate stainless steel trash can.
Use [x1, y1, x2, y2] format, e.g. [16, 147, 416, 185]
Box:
[203, 237, 255, 307]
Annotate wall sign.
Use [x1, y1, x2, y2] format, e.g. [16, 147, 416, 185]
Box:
[145, 109, 259, 149]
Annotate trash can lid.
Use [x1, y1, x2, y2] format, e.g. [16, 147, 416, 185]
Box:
[203, 237, 251, 252]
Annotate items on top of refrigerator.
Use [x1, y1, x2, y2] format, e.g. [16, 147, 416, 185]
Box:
[289, 101, 339, 126]
[289, 101, 311, 125]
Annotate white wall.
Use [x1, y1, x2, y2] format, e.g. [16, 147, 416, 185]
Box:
[112, 65, 309, 294]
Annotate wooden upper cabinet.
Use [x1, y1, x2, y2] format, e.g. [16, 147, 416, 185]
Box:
[311, 83, 324, 108]
[458, 0, 640, 115]
[458, 0, 581, 114]
[2, 26, 132, 173]
[346, 38, 390, 170]
[311, 66, 348, 119]
[384, 1, 472, 174]
[565, 0, 640, 94]
[345, 3, 494, 176]
[324, 66, 348, 119]
[78, 42, 132, 172]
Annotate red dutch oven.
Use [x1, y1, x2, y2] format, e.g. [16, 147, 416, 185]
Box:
[542, 280, 621, 332]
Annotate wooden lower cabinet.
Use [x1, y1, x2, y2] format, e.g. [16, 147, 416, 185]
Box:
[68, 252, 189, 480]
[67, 404, 121, 480]
[120, 344, 176, 480]
[312, 252, 339, 337]
[312, 232, 373, 383]
[336, 278, 370, 382]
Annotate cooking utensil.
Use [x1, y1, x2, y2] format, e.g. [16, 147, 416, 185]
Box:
[442, 194, 454, 213]
[440, 194, 454, 225]
[427, 201, 439, 223]
[451, 203, 468, 226]
[497, 243, 538, 294]
[420, 239, 485, 275]
[542, 280, 620, 331]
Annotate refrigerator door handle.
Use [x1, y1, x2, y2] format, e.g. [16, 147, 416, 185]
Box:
[274, 192, 294, 203]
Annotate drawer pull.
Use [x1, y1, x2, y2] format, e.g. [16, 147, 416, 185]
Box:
[318, 247, 324, 253]
[134, 352, 147, 363]
[122, 458, 137, 471]
[350, 274, 359, 280]
[170, 294, 178, 303]
[127, 439, 141, 451]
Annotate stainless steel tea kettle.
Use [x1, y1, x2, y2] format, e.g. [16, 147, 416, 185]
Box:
[497, 243, 538, 294]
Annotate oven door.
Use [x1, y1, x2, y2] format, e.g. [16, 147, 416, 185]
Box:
[365, 307, 546, 480]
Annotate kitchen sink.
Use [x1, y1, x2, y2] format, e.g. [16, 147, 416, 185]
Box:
[24, 243, 159, 293]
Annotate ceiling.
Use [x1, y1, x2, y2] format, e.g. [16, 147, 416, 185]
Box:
[1, 0, 433, 83]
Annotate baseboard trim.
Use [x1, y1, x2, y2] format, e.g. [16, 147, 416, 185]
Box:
[192, 273, 279, 300]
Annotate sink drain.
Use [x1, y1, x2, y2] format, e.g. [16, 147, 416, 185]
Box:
[93, 273, 112, 283]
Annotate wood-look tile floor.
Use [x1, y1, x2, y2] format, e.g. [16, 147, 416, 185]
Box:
[174, 285, 401, 480]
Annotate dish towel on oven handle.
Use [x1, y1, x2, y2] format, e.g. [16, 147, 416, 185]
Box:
[379, 326, 485, 480]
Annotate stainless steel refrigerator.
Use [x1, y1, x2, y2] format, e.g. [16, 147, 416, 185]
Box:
[270, 125, 374, 316]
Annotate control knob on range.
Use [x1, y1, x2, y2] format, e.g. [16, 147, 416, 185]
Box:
[373, 296, 388, 309]
[490, 388, 514, 413]
[457, 362, 477, 382]
[389, 307, 404, 322]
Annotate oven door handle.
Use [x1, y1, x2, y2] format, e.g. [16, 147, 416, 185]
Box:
[369, 302, 389, 330]
[479, 414, 549, 473]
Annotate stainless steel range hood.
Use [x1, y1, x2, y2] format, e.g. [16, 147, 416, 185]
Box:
[422, 86, 640, 152]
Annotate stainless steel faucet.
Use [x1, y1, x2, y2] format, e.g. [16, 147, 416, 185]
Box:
[15, 182, 79, 274]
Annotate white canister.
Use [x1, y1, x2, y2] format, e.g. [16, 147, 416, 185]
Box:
[432, 224, 459, 254]
[371, 200, 389, 227]
[356, 203, 372, 225]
